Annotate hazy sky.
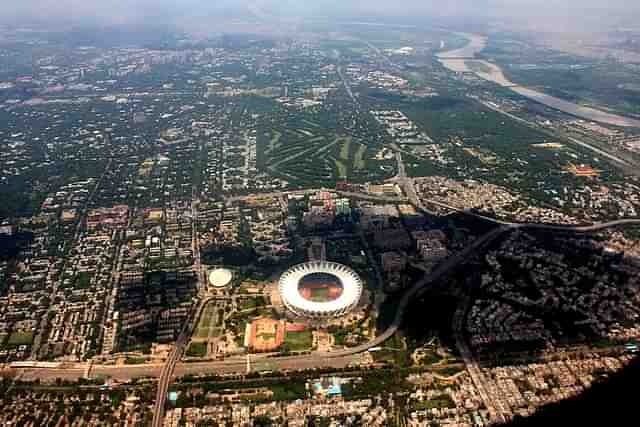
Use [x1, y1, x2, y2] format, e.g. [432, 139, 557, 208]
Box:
[2, 0, 477, 23]
[2, 0, 638, 31]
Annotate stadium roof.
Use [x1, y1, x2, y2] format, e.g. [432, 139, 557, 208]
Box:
[279, 261, 362, 317]
[208, 268, 233, 287]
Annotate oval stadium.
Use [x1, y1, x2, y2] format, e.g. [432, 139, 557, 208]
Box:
[278, 261, 363, 318]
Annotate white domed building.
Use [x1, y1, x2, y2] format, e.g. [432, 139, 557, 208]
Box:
[278, 261, 363, 318]
[208, 268, 233, 291]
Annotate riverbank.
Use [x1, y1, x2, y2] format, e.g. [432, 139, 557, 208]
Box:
[437, 33, 640, 128]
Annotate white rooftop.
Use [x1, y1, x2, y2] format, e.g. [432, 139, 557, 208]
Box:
[208, 268, 233, 287]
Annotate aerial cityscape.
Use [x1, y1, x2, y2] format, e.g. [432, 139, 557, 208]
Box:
[2, 0, 640, 425]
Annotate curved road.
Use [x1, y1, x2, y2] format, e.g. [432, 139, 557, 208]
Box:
[15, 220, 640, 375]
[10, 216, 640, 427]
[319, 217, 640, 358]
[317, 225, 513, 358]
[188, 216, 640, 364]
[518, 218, 640, 233]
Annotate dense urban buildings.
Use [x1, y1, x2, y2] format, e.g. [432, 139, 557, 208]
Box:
[1, 5, 640, 426]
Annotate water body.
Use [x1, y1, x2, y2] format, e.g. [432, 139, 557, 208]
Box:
[437, 34, 640, 128]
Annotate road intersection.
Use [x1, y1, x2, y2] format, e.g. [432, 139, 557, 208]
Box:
[9, 181, 640, 425]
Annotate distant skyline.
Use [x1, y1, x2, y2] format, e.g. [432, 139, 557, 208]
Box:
[1, 0, 639, 33]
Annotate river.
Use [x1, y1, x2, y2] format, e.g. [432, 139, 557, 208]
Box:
[437, 34, 640, 128]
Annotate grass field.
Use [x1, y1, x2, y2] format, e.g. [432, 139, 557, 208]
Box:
[335, 159, 347, 179]
[194, 302, 220, 339]
[125, 357, 147, 365]
[266, 130, 282, 155]
[7, 332, 34, 347]
[308, 287, 330, 301]
[194, 327, 210, 339]
[354, 144, 366, 170]
[413, 394, 456, 410]
[186, 342, 208, 358]
[234, 319, 249, 347]
[270, 382, 307, 401]
[339, 136, 352, 160]
[257, 113, 392, 187]
[284, 330, 313, 352]
[238, 296, 267, 311]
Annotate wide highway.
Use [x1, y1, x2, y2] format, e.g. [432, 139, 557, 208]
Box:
[10, 217, 640, 383]
[8, 197, 640, 427]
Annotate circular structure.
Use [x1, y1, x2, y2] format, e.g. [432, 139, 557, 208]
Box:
[208, 268, 233, 288]
[279, 261, 363, 318]
[298, 272, 344, 302]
